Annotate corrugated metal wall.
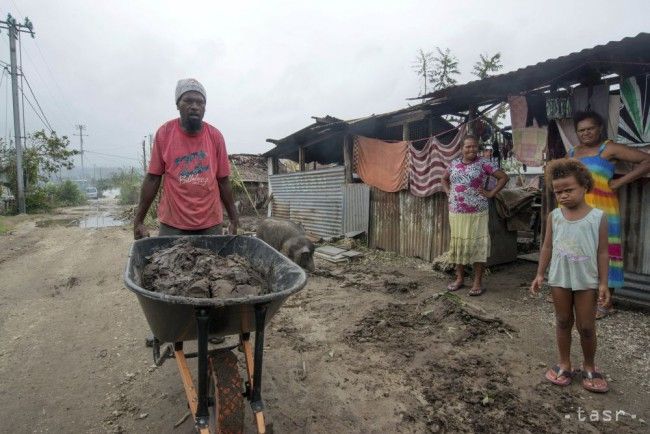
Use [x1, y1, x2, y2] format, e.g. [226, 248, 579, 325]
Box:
[369, 188, 400, 252]
[429, 193, 451, 259]
[617, 177, 650, 306]
[369, 189, 450, 260]
[343, 184, 370, 234]
[619, 177, 650, 275]
[269, 167, 344, 237]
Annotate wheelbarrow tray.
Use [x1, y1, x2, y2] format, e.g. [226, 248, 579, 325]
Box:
[124, 235, 307, 343]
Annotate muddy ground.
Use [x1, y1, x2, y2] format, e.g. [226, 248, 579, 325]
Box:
[0, 200, 648, 433]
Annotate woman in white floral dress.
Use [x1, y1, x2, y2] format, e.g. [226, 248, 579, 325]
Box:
[442, 135, 509, 295]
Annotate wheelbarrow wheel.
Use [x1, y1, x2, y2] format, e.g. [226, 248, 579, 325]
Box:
[208, 350, 244, 433]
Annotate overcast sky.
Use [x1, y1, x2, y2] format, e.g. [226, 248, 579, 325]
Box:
[1, 0, 649, 169]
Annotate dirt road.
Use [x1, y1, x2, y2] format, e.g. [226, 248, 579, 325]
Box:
[0, 203, 647, 433]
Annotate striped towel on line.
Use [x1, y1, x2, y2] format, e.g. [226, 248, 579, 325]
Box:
[409, 124, 467, 197]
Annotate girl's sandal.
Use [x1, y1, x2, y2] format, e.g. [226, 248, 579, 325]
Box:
[545, 365, 573, 386]
[581, 370, 609, 393]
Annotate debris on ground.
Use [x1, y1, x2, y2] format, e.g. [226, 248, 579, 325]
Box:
[141, 238, 266, 298]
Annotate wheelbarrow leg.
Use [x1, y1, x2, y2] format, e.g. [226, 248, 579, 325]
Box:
[195, 308, 211, 430]
[252, 304, 268, 434]
[173, 342, 210, 434]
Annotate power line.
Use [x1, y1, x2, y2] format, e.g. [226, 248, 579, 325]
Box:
[20, 41, 74, 128]
[17, 81, 52, 133]
[20, 71, 54, 132]
[85, 149, 141, 162]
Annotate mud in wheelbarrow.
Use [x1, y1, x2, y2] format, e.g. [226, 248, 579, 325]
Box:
[123, 235, 307, 433]
[124, 235, 307, 343]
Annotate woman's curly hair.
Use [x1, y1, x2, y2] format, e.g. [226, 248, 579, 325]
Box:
[545, 158, 594, 192]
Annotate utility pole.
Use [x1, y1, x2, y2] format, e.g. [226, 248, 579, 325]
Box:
[74, 124, 87, 183]
[1, 14, 35, 214]
[148, 134, 152, 154]
[141, 139, 147, 174]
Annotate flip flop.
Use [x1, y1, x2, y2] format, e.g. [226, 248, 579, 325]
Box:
[581, 370, 609, 393]
[545, 365, 573, 387]
[468, 286, 485, 296]
[446, 282, 464, 292]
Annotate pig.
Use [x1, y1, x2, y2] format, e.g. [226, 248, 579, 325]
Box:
[256, 218, 315, 271]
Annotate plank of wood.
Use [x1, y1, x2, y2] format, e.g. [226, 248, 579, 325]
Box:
[255, 411, 267, 434]
[241, 336, 255, 389]
[174, 350, 199, 416]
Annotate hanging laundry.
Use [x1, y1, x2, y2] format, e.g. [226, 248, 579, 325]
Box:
[555, 118, 579, 152]
[618, 74, 650, 147]
[409, 124, 468, 197]
[353, 136, 409, 192]
[512, 127, 547, 167]
[509, 94, 548, 128]
[525, 94, 549, 127]
[546, 95, 572, 120]
[607, 94, 621, 140]
[571, 84, 610, 125]
[508, 96, 527, 130]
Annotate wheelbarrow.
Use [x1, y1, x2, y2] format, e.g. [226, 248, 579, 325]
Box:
[124, 235, 307, 433]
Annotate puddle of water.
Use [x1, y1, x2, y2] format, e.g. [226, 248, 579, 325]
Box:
[36, 213, 126, 229]
[78, 212, 125, 228]
[36, 218, 79, 228]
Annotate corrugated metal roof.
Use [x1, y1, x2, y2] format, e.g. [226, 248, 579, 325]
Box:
[416, 33, 650, 107]
[264, 105, 455, 162]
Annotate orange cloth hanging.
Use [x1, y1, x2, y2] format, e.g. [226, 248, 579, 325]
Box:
[353, 136, 409, 192]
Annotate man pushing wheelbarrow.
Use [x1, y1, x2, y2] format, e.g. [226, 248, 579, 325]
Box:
[126, 79, 308, 433]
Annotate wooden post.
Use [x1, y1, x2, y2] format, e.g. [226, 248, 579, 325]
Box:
[298, 146, 305, 172]
[342, 134, 353, 183]
[267, 157, 276, 217]
[402, 122, 410, 141]
[468, 106, 477, 135]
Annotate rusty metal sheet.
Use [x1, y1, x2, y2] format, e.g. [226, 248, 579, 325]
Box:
[369, 188, 400, 252]
[343, 184, 370, 234]
[399, 192, 434, 261]
[429, 193, 451, 259]
[617, 177, 650, 306]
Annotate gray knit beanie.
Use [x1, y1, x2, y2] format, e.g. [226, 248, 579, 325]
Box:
[175, 78, 206, 103]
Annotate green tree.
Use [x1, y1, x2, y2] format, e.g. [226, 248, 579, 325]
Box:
[472, 52, 503, 79]
[0, 130, 79, 195]
[412, 49, 434, 96]
[429, 47, 460, 91]
[472, 53, 506, 126]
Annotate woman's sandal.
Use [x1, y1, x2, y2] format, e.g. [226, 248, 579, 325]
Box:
[468, 286, 485, 296]
[545, 365, 574, 386]
[581, 370, 609, 393]
[446, 282, 464, 292]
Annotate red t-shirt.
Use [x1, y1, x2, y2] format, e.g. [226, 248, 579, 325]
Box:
[148, 119, 231, 230]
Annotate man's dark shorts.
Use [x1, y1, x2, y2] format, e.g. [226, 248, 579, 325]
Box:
[159, 222, 222, 236]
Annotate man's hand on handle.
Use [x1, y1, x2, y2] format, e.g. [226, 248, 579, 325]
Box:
[134, 222, 150, 240]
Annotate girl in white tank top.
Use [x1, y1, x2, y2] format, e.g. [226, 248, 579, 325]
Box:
[530, 159, 610, 394]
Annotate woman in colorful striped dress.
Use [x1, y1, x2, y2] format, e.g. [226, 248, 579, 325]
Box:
[570, 111, 650, 318]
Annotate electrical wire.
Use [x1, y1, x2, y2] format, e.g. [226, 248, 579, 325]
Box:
[21, 71, 54, 132]
[17, 81, 53, 133]
[85, 150, 142, 163]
